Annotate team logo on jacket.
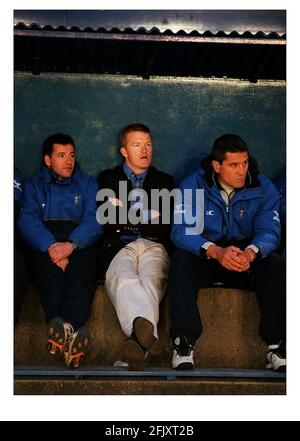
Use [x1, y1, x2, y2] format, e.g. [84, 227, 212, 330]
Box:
[205, 210, 214, 216]
[74, 195, 81, 206]
[273, 210, 280, 222]
[13, 179, 22, 193]
[239, 209, 246, 219]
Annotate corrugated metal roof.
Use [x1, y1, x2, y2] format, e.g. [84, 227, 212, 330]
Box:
[14, 10, 286, 38]
[14, 10, 286, 80]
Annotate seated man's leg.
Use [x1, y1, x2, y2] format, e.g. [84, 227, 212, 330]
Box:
[168, 249, 215, 344]
[168, 249, 215, 369]
[251, 252, 286, 371]
[30, 250, 75, 364]
[30, 249, 65, 324]
[61, 245, 97, 368]
[105, 240, 156, 337]
[105, 239, 168, 369]
[136, 239, 169, 338]
[63, 245, 97, 330]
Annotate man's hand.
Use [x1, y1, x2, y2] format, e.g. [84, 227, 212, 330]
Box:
[55, 257, 69, 272]
[238, 249, 256, 267]
[206, 245, 252, 272]
[48, 242, 74, 264]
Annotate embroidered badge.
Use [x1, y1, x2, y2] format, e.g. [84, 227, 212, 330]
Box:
[13, 179, 22, 192]
[74, 195, 81, 206]
[273, 210, 280, 222]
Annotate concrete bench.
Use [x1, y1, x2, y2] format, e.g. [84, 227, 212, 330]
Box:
[14, 285, 267, 369]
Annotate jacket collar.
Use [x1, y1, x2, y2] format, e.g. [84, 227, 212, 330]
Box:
[39, 163, 82, 185]
[115, 164, 156, 189]
[122, 162, 148, 183]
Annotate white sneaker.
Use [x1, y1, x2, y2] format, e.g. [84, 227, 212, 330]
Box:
[266, 340, 286, 372]
[171, 336, 195, 370]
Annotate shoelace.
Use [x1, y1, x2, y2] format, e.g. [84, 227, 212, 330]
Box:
[64, 322, 75, 347]
[174, 337, 193, 357]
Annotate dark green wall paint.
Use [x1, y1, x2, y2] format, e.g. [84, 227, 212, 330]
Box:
[14, 73, 285, 183]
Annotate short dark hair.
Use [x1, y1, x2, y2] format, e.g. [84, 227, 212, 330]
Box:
[42, 133, 75, 158]
[212, 134, 249, 163]
[119, 123, 151, 147]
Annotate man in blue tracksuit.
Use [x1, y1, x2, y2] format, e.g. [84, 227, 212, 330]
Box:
[168, 134, 286, 371]
[18, 133, 103, 368]
[273, 171, 286, 258]
[14, 168, 29, 325]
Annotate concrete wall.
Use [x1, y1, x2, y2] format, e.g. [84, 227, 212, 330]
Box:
[15, 286, 267, 369]
[14, 73, 285, 183]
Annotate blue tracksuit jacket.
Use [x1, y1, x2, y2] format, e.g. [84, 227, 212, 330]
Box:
[171, 163, 281, 259]
[18, 165, 103, 252]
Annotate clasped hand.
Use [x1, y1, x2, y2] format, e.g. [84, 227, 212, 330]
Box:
[208, 245, 255, 272]
[48, 242, 74, 271]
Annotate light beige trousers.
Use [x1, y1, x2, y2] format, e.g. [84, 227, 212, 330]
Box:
[105, 238, 170, 338]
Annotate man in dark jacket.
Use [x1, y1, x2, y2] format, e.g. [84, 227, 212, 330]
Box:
[168, 134, 286, 372]
[18, 133, 103, 368]
[97, 123, 174, 370]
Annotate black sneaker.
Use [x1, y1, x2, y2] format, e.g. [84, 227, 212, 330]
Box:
[266, 340, 286, 372]
[172, 336, 195, 370]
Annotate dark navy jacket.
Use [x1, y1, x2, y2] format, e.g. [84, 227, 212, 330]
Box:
[273, 172, 286, 230]
[96, 165, 174, 277]
[18, 165, 103, 252]
[171, 157, 281, 259]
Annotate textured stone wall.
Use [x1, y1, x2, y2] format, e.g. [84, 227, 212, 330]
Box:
[14, 285, 266, 369]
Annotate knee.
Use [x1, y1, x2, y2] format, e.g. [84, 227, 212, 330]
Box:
[141, 274, 167, 293]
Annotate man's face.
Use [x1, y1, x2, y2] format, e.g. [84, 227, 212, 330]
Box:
[212, 151, 249, 188]
[44, 143, 75, 179]
[120, 131, 153, 174]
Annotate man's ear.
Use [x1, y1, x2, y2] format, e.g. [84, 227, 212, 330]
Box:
[212, 160, 220, 173]
[44, 154, 51, 167]
[120, 147, 127, 158]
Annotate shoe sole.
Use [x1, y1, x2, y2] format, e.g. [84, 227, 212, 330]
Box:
[65, 327, 90, 369]
[266, 364, 286, 373]
[266, 361, 286, 372]
[123, 338, 145, 371]
[47, 317, 65, 359]
[174, 362, 195, 370]
[134, 317, 160, 356]
[276, 365, 286, 373]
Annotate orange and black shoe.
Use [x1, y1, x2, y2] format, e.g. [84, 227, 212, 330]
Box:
[47, 317, 75, 360]
[64, 326, 90, 369]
